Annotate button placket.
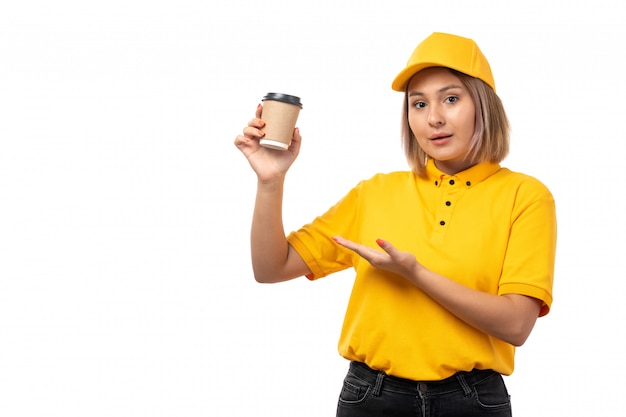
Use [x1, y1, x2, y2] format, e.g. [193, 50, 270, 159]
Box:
[437, 193, 456, 227]
[432, 177, 461, 240]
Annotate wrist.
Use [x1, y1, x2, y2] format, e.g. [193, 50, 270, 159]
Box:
[257, 174, 286, 190]
[410, 262, 426, 287]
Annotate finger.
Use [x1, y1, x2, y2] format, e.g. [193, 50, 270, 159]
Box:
[333, 236, 375, 257]
[292, 127, 302, 142]
[376, 238, 398, 256]
[247, 104, 266, 129]
[332, 236, 363, 254]
[286, 127, 302, 154]
[234, 134, 251, 148]
[243, 125, 265, 139]
[247, 117, 266, 129]
[332, 235, 351, 248]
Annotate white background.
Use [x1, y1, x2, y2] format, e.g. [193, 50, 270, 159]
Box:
[1, 1, 623, 415]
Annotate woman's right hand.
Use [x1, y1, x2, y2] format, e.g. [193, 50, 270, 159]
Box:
[234, 104, 302, 184]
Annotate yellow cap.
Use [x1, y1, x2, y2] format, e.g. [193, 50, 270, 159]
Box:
[391, 32, 495, 92]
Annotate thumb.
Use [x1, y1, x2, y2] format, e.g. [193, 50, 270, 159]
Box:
[376, 238, 396, 255]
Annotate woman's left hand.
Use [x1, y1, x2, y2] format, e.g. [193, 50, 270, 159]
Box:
[332, 236, 421, 282]
[332, 235, 542, 347]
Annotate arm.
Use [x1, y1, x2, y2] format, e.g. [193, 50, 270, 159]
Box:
[332, 236, 541, 346]
[234, 105, 311, 283]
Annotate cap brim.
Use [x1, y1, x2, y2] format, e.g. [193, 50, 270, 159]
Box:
[392, 62, 496, 92]
[391, 62, 443, 92]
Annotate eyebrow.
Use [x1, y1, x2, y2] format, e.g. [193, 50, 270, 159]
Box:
[407, 84, 464, 97]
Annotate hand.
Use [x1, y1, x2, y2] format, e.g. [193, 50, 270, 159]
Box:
[234, 104, 302, 184]
[334, 235, 543, 345]
[332, 236, 421, 282]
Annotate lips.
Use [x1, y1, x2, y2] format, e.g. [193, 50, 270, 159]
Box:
[429, 133, 452, 141]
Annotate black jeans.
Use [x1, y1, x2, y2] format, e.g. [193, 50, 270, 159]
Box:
[336, 361, 512, 417]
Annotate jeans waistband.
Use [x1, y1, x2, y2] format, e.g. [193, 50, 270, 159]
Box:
[349, 361, 499, 396]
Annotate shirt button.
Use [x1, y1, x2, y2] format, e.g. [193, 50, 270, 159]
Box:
[466, 181, 471, 186]
[449, 179, 455, 185]
[439, 221, 446, 226]
[445, 201, 451, 206]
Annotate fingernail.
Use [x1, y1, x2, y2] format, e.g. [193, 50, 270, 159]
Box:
[376, 239, 385, 246]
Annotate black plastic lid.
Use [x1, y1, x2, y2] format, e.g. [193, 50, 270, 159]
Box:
[262, 92, 303, 108]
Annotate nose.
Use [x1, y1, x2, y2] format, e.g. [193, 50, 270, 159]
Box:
[428, 104, 445, 127]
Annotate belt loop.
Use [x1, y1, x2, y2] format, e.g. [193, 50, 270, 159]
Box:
[456, 373, 472, 397]
[373, 371, 385, 397]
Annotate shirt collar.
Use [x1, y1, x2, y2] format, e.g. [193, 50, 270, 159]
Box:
[425, 158, 501, 188]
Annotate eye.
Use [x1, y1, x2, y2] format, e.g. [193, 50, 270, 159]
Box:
[444, 96, 458, 104]
[412, 100, 427, 109]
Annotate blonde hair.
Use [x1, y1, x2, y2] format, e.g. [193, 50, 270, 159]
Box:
[401, 69, 510, 176]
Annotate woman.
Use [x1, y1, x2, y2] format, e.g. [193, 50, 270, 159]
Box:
[234, 32, 556, 417]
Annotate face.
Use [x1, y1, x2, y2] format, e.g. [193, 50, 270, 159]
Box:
[407, 67, 476, 175]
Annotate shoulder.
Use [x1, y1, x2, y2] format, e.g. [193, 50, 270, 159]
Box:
[337, 171, 416, 205]
[493, 168, 554, 200]
[357, 171, 416, 189]
[346, 171, 417, 200]
[490, 169, 556, 222]
[328, 171, 415, 209]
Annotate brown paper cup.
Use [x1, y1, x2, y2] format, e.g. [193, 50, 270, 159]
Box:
[259, 93, 302, 151]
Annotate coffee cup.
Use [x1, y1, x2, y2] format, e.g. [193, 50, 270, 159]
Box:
[259, 93, 302, 150]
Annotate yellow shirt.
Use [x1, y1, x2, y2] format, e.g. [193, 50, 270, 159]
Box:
[287, 159, 556, 381]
